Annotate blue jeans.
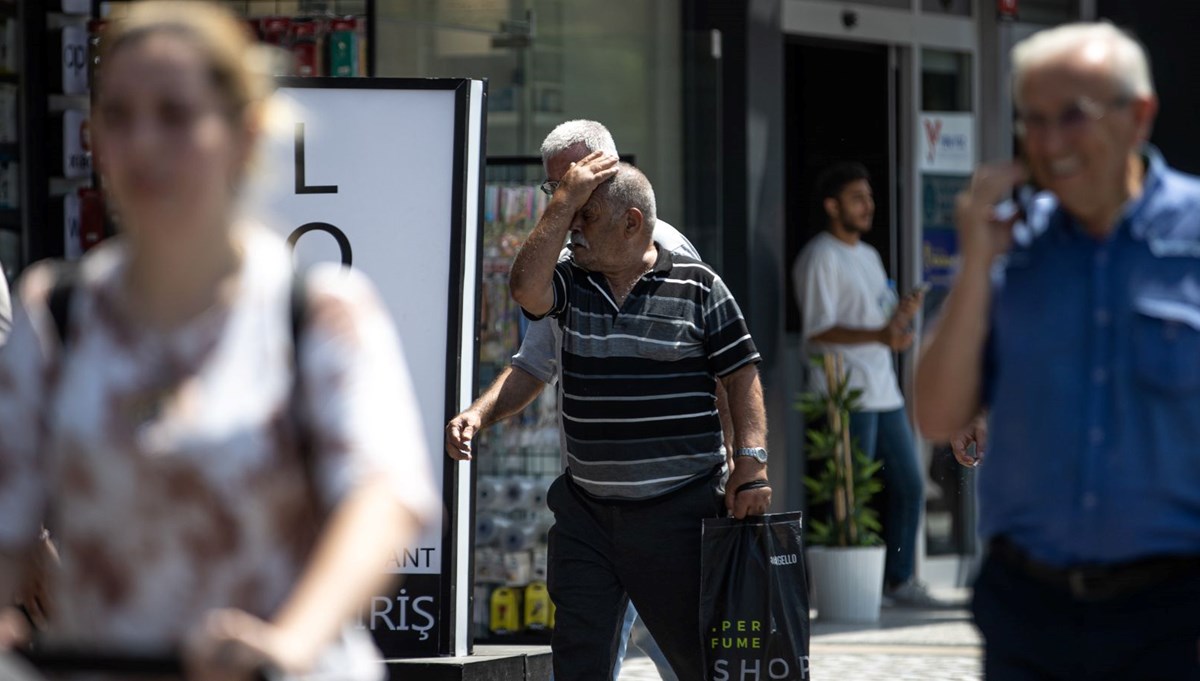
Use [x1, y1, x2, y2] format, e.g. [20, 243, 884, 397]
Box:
[849, 408, 923, 587]
[614, 603, 677, 681]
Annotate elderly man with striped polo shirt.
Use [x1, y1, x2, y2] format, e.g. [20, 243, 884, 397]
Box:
[510, 157, 770, 681]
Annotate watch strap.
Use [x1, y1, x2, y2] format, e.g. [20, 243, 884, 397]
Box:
[734, 447, 768, 462]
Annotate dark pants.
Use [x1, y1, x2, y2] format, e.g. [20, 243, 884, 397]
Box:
[972, 552, 1200, 680]
[546, 469, 725, 681]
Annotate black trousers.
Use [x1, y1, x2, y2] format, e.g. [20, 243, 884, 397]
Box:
[546, 469, 725, 681]
[972, 552, 1200, 680]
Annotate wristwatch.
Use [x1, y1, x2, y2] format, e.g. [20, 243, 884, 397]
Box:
[734, 447, 769, 464]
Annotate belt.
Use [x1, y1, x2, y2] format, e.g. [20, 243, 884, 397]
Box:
[989, 537, 1200, 602]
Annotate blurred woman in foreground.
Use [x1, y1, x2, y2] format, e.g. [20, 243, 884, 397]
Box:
[0, 2, 437, 679]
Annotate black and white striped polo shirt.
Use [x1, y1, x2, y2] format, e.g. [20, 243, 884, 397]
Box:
[528, 247, 761, 500]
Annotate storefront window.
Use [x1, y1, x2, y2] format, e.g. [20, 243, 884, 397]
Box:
[376, 0, 683, 223]
[919, 47, 976, 558]
[921, 48, 972, 112]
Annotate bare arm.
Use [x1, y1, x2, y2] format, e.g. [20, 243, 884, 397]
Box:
[186, 480, 422, 678]
[0, 551, 23, 608]
[509, 152, 618, 316]
[716, 381, 734, 465]
[810, 291, 924, 350]
[811, 326, 890, 345]
[445, 366, 547, 460]
[915, 162, 1024, 440]
[720, 364, 770, 518]
[915, 268, 993, 439]
[270, 480, 417, 658]
[0, 551, 27, 650]
[723, 365, 768, 451]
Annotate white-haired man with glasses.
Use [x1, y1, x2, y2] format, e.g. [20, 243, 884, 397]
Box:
[918, 22, 1200, 679]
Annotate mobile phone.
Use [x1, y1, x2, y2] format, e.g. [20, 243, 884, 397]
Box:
[908, 282, 932, 298]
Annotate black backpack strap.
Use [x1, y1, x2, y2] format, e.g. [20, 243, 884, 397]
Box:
[47, 264, 81, 347]
[290, 271, 308, 362]
[41, 264, 80, 541]
[290, 270, 322, 514]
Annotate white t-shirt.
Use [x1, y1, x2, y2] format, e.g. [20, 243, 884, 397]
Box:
[792, 231, 904, 411]
[0, 260, 11, 344]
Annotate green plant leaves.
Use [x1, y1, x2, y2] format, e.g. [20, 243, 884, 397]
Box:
[798, 355, 884, 548]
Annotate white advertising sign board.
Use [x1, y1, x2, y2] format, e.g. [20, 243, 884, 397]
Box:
[248, 78, 484, 658]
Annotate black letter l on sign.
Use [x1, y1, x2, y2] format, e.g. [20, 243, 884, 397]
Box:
[295, 122, 338, 195]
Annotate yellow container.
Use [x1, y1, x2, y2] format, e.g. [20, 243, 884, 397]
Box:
[489, 586, 522, 634]
[524, 581, 552, 631]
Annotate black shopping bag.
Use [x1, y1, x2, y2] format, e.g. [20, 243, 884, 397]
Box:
[700, 512, 810, 681]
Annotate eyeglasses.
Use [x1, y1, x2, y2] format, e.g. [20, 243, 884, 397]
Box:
[539, 179, 560, 196]
[1014, 96, 1131, 138]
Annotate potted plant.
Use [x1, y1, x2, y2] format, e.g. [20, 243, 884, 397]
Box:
[797, 352, 887, 622]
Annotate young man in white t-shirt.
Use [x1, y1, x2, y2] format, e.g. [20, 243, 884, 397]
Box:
[792, 161, 941, 607]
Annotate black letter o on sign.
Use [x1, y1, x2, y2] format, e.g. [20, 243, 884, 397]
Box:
[287, 222, 352, 267]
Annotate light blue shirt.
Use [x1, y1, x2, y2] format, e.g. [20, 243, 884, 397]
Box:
[982, 147, 1200, 566]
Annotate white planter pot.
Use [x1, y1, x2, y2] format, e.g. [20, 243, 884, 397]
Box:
[806, 545, 886, 623]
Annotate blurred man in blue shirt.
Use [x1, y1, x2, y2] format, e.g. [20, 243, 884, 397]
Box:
[917, 22, 1200, 680]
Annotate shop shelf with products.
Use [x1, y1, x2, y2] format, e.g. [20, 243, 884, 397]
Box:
[17, 2, 99, 272]
[0, 1, 18, 279]
[473, 156, 558, 645]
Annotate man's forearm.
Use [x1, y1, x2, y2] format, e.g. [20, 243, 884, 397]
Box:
[715, 381, 735, 460]
[511, 153, 618, 314]
[722, 365, 767, 450]
[509, 200, 576, 314]
[809, 326, 884, 346]
[915, 259, 992, 439]
[472, 366, 547, 427]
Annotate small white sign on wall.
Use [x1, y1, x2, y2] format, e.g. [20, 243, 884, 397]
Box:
[59, 26, 89, 96]
[63, 110, 91, 179]
[919, 112, 975, 175]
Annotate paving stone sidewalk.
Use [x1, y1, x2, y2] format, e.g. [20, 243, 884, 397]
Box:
[618, 589, 982, 681]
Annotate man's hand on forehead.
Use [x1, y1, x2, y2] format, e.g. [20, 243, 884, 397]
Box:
[556, 150, 619, 206]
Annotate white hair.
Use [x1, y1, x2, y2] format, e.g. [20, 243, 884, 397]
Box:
[599, 163, 656, 233]
[540, 120, 619, 166]
[1012, 22, 1154, 106]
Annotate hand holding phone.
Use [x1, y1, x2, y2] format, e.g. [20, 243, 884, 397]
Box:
[992, 183, 1035, 224]
[955, 161, 1029, 267]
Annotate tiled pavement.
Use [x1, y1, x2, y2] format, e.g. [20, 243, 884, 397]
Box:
[618, 589, 982, 680]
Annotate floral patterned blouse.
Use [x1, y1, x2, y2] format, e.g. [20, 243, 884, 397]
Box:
[0, 226, 438, 667]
